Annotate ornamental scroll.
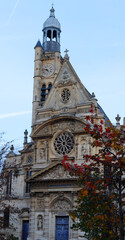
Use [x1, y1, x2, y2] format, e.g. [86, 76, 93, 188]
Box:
[52, 199, 71, 210]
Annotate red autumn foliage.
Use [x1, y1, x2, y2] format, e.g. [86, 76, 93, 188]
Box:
[62, 108, 125, 240]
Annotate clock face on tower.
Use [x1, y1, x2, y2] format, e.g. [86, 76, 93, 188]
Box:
[42, 63, 54, 77]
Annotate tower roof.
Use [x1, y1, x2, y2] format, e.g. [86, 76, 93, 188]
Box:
[34, 40, 42, 49]
[43, 7, 61, 30]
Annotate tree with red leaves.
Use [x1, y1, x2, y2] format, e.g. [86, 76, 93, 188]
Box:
[62, 111, 125, 240]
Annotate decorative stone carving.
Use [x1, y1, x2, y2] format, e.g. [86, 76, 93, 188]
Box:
[27, 155, 32, 164]
[54, 131, 74, 155]
[52, 120, 75, 134]
[37, 198, 45, 209]
[36, 126, 50, 137]
[59, 192, 65, 199]
[80, 136, 89, 157]
[37, 141, 46, 162]
[62, 70, 70, 80]
[77, 108, 90, 114]
[81, 143, 87, 156]
[37, 165, 75, 180]
[55, 69, 76, 87]
[40, 148, 45, 160]
[52, 199, 71, 210]
[75, 121, 85, 132]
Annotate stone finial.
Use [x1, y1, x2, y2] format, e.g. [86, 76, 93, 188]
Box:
[10, 145, 14, 152]
[50, 6, 55, 17]
[92, 92, 95, 98]
[115, 114, 121, 126]
[24, 129, 28, 145]
[64, 49, 69, 60]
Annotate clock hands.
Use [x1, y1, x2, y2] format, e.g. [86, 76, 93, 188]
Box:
[42, 64, 54, 77]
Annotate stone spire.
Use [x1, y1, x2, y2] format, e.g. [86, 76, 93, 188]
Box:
[24, 129, 28, 145]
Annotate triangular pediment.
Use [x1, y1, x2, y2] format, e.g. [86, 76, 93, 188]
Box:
[42, 59, 91, 111]
[27, 161, 76, 182]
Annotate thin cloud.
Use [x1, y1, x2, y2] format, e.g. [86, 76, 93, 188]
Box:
[0, 111, 31, 120]
[1, 0, 20, 27]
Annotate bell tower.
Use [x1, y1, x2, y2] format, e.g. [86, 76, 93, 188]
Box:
[43, 6, 61, 53]
[32, 7, 62, 128]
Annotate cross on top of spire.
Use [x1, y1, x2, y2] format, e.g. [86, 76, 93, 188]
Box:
[64, 49, 69, 60]
[64, 49, 69, 55]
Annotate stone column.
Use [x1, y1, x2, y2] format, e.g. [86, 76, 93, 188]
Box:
[72, 192, 78, 239]
[43, 193, 50, 239]
[28, 194, 36, 240]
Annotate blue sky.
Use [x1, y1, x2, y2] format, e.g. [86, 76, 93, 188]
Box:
[0, 0, 125, 150]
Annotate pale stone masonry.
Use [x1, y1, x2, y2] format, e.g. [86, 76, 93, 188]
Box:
[1, 7, 107, 240]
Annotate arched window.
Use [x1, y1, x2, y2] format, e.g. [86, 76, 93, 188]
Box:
[48, 83, 52, 93]
[53, 30, 57, 41]
[41, 84, 46, 102]
[37, 215, 43, 230]
[47, 30, 51, 41]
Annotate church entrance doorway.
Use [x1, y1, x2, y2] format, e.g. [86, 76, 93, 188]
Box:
[55, 216, 69, 240]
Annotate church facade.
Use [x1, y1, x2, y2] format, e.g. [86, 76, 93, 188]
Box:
[2, 7, 107, 240]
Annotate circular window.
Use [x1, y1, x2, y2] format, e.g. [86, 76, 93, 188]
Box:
[61, 89, 70, 103]
[54, 132, 74, 155]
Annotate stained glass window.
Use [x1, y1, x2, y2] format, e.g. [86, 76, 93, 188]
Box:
[54, 132, 74, 155]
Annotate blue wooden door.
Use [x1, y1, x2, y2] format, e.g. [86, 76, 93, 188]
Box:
[22, 220, 29, 240]
[56, 216, 69, 240]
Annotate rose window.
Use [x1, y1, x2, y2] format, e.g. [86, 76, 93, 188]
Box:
[61, 89, 70, 103]
[54, 132, 74, 155]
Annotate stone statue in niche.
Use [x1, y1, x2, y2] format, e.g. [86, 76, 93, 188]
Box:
[81, 143, 87, 157]
[37, 215, 43, 230]
[40, 148, 45, 160]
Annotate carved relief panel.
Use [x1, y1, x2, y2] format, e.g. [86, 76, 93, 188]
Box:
[36, 165, 75, 181]
[52, 119, 75, 134]
[37, 140, 47, 163]
[50, 192, 72, 211]
[79, 135, 90, 159]
[52, 199, 71, 210]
